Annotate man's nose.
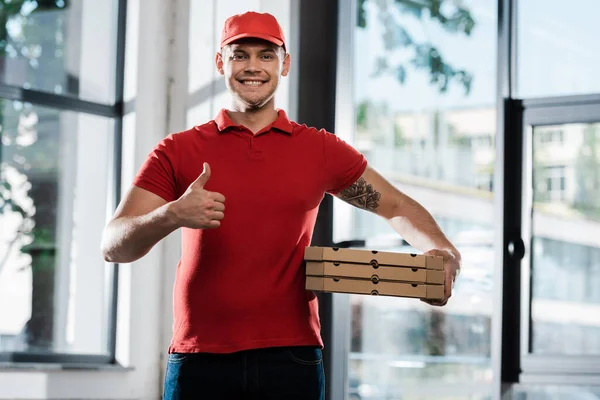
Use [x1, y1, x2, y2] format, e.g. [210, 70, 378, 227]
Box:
[244, 56, 261, 72]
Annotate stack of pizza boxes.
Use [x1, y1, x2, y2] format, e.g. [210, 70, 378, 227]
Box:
[304, 246, 445, 300]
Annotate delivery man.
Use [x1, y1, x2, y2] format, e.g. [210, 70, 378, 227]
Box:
[101, 11, 461, 400]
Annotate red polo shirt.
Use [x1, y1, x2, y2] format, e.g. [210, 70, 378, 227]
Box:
[133, 109, 367, 354]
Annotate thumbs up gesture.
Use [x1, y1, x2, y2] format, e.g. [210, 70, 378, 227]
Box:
[171, 163, 225, 229]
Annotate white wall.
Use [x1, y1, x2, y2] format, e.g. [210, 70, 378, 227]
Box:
[0, 0, 296, 399]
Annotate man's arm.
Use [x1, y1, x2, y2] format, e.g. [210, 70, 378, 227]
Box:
[101, 162, 225, 264]
[101, 186, 179, 263]
[334, 164, 461, 305]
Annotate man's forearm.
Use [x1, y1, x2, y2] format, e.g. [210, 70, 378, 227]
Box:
[101, 203, 180, 263]
[387, 197, 461, 260]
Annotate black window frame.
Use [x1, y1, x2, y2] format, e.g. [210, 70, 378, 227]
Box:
[514, 95, 600, 384]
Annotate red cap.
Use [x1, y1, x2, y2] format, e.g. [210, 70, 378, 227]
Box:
[220, 12, 286, 51]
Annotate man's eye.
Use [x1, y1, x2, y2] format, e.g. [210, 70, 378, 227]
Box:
[232, 55, 246, 60]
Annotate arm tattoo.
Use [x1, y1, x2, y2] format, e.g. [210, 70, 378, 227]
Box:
[338, 178, 381, 212]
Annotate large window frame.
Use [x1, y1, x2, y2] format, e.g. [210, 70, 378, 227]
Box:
[514, 95, 600, 384]
[0, 0, 127, 365]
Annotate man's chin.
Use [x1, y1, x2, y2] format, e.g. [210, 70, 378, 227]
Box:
[237, 95, 273, 109]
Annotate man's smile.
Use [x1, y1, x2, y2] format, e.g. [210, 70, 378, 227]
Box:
[238, 79, 267, 86]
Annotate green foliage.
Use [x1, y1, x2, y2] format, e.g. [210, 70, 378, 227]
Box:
[1, 1, 69, 52]
[0, 171, 30, 218]
[1, 0, 69, 262]
[356, 100, 370, 130]
[358, 0, 475, 94]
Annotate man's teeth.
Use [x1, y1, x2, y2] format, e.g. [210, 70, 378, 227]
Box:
[243, 81, 264, 86]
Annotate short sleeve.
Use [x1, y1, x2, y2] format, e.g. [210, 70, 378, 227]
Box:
[132, 134, 178, 202]
[321, 130, 368, 194]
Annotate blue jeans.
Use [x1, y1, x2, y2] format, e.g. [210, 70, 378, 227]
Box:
[163, 345, 325, 399]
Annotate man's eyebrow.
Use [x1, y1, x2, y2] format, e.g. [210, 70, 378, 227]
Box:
[229, 47, 278, 55]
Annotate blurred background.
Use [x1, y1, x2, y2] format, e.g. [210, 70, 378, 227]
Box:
[0, 0, 599, 399]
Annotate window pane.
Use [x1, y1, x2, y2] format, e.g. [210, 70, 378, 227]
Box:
[517, 0, 600, 98]
[530, 123, 600, 356]
[513, 385, 600, 400]
[340, 0, 497, 398]
[0, 101, 114, 355]
[0, 0, 118, 103]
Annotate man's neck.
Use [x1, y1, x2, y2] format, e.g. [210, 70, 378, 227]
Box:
[227, 102, 278, 134]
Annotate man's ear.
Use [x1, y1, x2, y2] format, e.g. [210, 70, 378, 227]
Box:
[281, 53, 291, 77]
[215, 52, 225, 75]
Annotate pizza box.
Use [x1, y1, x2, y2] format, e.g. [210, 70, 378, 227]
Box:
[305, 261, 445, 284]
[304, 246, 443, 270]
[305, 276, 444, 300]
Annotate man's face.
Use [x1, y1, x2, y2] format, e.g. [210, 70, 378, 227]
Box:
[216, 39, 290, 109]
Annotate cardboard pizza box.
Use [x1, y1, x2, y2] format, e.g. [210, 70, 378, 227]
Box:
[304, 246, 443, 270]
[305, 276, 444, 300]
[305, 261, 445, 284]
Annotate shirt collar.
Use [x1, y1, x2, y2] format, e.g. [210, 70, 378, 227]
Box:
[215, 109, 294, 135]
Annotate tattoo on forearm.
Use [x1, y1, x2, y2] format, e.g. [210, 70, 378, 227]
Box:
[338, 178, 381, 212]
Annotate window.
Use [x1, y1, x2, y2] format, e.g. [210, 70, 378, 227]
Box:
[518, 111, 600, 380]
[0, 0, 125, 363]
[513, 385, 600, 399]
[0, 0, 119, 103]
[336, 0, 497, 397]
[531, 239, 600, 355]
[517, 0, 600, 98]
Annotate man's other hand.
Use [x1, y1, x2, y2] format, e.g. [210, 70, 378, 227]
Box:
[421, 249, 461, 307]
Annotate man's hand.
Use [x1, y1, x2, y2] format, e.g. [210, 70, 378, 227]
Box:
[421, 249, 461, 307]
[169, 162, 226, 229]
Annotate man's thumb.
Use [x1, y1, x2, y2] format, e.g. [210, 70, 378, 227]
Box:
[195, 162, 211, 187]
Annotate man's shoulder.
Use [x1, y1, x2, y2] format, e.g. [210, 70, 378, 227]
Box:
[151, 122, 217, 156]
[184, 120, 219, 135]
[289, 120, 331, 137]
[168, 120, 219, 141]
